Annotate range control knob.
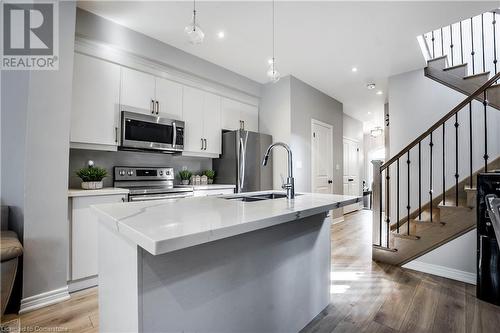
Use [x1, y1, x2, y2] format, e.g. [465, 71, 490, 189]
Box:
[119, 170, 126, 176]
[165, 170, 170, 175]
[159, 170, 163, 176]
[127, 170, 134, 176]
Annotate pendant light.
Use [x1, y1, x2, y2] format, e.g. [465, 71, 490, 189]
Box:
[267, 0, 280, 82]
[185, 0, 205, 44]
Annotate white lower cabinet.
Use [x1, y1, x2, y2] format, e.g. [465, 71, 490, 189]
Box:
[69, 193, 127, 285]
[193, 188, 235, 197]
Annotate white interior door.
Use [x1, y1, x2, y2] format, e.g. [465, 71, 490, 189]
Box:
[311, 120, 333, 194]
[343, 138, 360, 214]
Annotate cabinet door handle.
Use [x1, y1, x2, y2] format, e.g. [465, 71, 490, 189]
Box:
[201, 138, 204, 150]
[115, 127, 118, 143]
[204, 138, 207, 150]
[151, 99, 155, 114]
[156, 101, 159, 115]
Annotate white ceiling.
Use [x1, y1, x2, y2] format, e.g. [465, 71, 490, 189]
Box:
[78, 1, 497, 128]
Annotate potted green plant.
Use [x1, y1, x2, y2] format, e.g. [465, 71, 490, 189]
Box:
[178, 170, 192, 185]
[203, 169, 216, 184]
[76, 162, 107, 190]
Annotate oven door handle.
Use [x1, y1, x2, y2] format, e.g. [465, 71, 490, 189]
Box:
[172, 122, 177, 149]
[129, 193, 191, 202]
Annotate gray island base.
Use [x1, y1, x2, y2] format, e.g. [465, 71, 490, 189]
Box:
[93, 192, 360, 332]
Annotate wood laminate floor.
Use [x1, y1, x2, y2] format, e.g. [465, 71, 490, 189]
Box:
[2, 210, 500, 332]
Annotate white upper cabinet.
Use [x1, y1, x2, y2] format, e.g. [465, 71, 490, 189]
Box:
[203, 93, 222, 155]
[155, 77, 183, 119]
[183, 86, 205, 153]
[221, 97, 258, 132]
[183, 86, 222, 156]
[70, 53, 121, 149]
[120, 67, 156, 113]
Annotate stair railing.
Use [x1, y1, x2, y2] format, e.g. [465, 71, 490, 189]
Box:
[373, 71, 500, 250]
[420, 10, 498, 78]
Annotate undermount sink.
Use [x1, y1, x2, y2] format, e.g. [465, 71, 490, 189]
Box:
[224, 192, 301, 202]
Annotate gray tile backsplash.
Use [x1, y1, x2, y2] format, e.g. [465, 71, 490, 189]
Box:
[69, 149, 212, 188]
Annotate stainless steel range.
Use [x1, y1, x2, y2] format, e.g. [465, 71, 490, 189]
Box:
[114, 166, 193, 202]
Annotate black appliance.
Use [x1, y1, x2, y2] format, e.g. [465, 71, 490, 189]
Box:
[476, 172, 500, 306]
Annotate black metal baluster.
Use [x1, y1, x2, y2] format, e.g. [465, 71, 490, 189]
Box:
[483, 92, 489, 171]
[450, 24, 454, 66]
[418, 142, 422, 220]
[432, 30, 436, 58]
[455, 113, 460, 205]
[441, 28, 445, 57]
[493, 12, 498, 76]
[471, 17, 476, 74]
[385, 168, 390, 248]
[379, 169, 383, 246]
[407, 151, 411, 235]
[460, 20, 464, 64]
[397, 159, 400, 233]
[482, 13, 486, 73]
[429, 133, 434, 222]
[469, 102, 473, 188]
[442, 122, 446, 205]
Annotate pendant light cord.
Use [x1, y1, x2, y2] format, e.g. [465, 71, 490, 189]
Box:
[272, 0, 275, 73]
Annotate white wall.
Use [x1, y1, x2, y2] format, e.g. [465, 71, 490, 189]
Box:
[389, 68, 500, 281]
[403, 230, 477, 284]
[343, 114, 364, 195]
[1, 1, 77, 303]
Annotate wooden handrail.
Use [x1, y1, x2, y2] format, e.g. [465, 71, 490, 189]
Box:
[381, 71, 500, 171]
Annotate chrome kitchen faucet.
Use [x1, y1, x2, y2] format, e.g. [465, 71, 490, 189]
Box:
[262, 142, 295, 199]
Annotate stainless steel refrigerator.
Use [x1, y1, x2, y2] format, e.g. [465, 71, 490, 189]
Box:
[213, 130, 273, 193]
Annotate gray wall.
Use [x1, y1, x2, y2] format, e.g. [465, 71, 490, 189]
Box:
[69, 149, 212, 188]
[1, 2, 77, 300]
[290, 76, 343, 196]
[75, 8, 261, 98]
[259, 77, 291, 190]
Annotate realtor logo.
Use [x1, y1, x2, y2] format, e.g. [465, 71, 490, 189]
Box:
[1, 1, 59, 70]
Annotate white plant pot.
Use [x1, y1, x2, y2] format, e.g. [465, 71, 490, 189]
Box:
[81, 181, 103, 190]
[208, 178, 214, 184]
[181, 180, 190, 185]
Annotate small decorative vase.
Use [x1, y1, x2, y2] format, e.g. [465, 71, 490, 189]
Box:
[208, 178, 214, 184]
[81, 181, 103, 190]
[181, 179, 190, 185]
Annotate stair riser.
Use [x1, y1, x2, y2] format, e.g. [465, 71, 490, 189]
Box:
[444, 66, 467, 77]
[427, 57, 447, 70]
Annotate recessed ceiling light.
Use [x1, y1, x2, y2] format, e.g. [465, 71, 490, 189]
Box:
[376, 90, 383, 95]
[367, 83, 376, 90]
[351, 67, 358, 72]
[367, 112, 372, 115]
[217, 31, 225, 39]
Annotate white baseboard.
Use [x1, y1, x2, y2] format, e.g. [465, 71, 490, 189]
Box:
[332, 216, 344, 225]
[403, 261, 476, 285]
[68, 276, 98, 293]
[19, 286, 70, 314]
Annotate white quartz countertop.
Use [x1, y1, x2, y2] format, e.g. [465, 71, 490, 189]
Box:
[91, 191, 360, 255]
[177, 184, 236, 190]
[68, 187, 129, 197]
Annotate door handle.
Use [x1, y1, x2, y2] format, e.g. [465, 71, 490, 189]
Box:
[151, 99, 155, 114]
[172, 122, 177, 149]
[348, 178, 354, 182]
[115, 127, 118, 143]
[156, 100, 159, 115]
[328, 180, 333, 184]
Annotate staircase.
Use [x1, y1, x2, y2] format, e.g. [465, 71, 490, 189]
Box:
[372, 9, 500, 265]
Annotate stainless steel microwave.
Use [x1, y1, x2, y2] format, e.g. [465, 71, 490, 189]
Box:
[120, 110, 184, 153]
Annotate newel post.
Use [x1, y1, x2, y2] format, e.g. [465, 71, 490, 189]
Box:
[371, 160, 383, 246]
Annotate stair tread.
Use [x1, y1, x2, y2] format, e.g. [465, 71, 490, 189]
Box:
[464, 186, 477, 192]
[443, 63, 467, 71]
[428, 55, 448, 62]
[463, 71, 490, 80]
[438, 196, 470, 209]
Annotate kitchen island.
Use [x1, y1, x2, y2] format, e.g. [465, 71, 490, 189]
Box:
[92, 191, 360, 332]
